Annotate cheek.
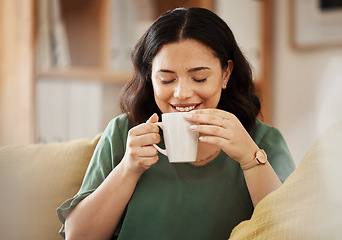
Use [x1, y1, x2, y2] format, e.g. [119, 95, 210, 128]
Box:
[201, 83, 222, 98]
[152, 83, 171, 101]
[196, 83, 222, 105]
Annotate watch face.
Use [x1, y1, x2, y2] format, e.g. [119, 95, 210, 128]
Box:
[256, 149, 267, 164]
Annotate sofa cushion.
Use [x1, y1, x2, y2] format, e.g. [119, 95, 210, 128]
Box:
[229, 119, 342, 240]
[0, 134, 101, 240]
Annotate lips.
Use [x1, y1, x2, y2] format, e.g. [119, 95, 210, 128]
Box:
[171, 104, 200, 112]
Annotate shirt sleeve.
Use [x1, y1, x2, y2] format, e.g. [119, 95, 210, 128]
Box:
[252, 121, 296, 183]
[56, 115, 129, 238]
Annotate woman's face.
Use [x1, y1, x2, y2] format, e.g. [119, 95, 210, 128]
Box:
[151, 39, 232, 113]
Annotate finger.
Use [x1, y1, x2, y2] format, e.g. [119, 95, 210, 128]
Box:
[128, 113, 159, 137]
[129, 122, 160, 137]
[146, 113, 159, 123]
[190, 108, 233, 119]
[138, 145, 159, 157]
[198, 135, 228, 149]
[186, 113, 228, 128]
[129, 132, 161, 147]
[191, 124, 230, 139]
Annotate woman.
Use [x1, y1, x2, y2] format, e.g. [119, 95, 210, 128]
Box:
[57, 8, 295, 240]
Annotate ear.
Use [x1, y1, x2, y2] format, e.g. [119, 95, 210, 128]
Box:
[222, 60, 233, 89]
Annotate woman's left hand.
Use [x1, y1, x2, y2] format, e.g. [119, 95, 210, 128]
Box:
[185, 109, 259, 165]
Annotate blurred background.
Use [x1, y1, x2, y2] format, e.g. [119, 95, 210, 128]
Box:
[1, 0, 342, 166]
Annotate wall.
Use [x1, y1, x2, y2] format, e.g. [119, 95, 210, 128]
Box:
[215, 0, 261, 79]
[273, 0, 342, 165]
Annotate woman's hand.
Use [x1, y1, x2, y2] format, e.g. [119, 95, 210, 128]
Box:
[186, 109, 282, 206]
[186, 109, 259, 165]
[122, 113, 161, 175]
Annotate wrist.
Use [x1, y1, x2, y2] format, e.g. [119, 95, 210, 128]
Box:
[240, 149, 268, 171]
[119, 159, 144, 181]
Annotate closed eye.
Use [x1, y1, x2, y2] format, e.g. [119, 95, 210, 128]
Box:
[193, 78, 207, 83]
[161, 79, 176, 84]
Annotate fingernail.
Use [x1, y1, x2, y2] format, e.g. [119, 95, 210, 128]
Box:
[190, 125, 197, 130]
[199, 136, 204, 141]
[185, 114, 193, 119]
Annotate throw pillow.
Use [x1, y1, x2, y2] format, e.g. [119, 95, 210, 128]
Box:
[229, 119, 342, 240]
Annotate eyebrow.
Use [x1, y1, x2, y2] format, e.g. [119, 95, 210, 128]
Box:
[157, 66, 211, 73]
[188, 66, 211, 72]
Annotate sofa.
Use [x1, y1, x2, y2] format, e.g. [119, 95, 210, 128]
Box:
[0, 120, 341, 240]
[0, 134, 101, 240]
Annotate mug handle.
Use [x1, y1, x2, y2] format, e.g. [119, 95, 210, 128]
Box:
[153, 122, 168, 156]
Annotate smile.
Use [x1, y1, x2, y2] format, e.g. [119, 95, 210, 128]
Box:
[172, 104, 200, 112]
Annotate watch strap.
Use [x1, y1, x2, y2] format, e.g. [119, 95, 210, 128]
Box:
[240, 149, 267, 171]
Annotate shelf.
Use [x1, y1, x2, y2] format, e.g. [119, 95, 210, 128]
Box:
[35, 0, 214, 85]
[59, 0, 110, 68]
[37, 68, 132, 84]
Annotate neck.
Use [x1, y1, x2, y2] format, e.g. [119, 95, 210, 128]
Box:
[192, 142, 221, 166]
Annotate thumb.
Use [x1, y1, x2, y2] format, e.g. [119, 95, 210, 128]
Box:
[146, 113, 159, 123]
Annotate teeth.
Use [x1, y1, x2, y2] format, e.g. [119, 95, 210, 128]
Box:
[175, 105, 196, 112]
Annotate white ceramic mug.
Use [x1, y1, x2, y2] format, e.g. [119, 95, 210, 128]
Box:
[153, 112, 199, 163]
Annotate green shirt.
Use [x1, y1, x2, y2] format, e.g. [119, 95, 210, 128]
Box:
[57, 114, 295, 239]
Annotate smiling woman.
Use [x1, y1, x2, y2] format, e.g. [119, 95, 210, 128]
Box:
[151, 39, 231, 114]
[120, 8, 260, 131]
[57, 7, 296, 240]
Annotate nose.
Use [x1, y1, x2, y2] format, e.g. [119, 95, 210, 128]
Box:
[173, 79, 193, 100]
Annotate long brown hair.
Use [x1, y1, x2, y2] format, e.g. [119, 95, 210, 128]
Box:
[120, 8, 260, 132]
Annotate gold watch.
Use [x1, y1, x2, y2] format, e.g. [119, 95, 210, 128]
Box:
[240, 149, 267, 171]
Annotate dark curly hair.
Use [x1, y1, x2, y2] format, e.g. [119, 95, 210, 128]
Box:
[120, 7, 260, 132]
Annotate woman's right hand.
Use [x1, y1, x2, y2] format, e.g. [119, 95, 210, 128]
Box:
[122, 113, 161, 175]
